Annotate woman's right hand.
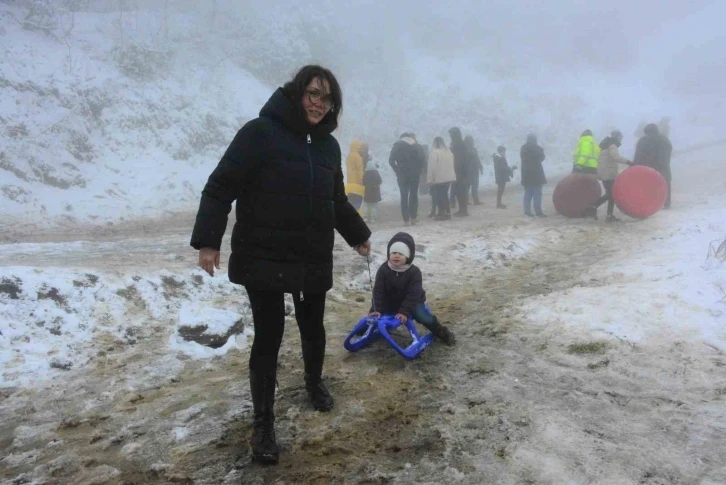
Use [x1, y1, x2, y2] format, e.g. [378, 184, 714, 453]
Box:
[199, 248, 221, 277]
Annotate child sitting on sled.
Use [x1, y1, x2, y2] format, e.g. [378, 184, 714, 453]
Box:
[369, 232, 456, 345]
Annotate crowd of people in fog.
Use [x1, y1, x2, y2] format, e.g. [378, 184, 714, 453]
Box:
[190, 64, 676, 465]
[349, 128, 542, 222]
[347, 117, 673, 225]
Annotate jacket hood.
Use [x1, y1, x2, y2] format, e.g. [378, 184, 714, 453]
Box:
[448, 127, 463, 141]
[526, 134, 537, 145]
[599, 136, 621, 149]
[349, 139, 365, 154]
[259, 88, 336, 138]
[387, 232, 416, 264]
[401, 137, 416, 145]
[644, 123, 659, 136]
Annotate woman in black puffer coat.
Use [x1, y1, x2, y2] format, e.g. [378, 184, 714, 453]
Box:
[190, 65, 371, 464]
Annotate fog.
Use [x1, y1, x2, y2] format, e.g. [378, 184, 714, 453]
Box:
[0, 0, 723, 223]
[233, 0, 724, 150]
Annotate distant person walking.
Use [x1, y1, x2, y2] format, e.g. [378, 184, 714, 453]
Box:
[520, 133, 547, 217]
[426, 137, 456, 220]
[588, 130, 632, 222]
[449, 127, 471, 217]
[465, 135, 484, 205]
[493, 145, 515, 209]
[634, 123, 673, 209]
[389, 133, 425, 225]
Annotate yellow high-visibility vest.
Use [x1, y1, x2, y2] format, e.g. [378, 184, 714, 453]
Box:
[573, 136, 600, 169]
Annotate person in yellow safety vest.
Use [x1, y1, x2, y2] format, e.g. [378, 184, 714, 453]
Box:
[572, 130, 600, 174]
[346, 140, 369, 186]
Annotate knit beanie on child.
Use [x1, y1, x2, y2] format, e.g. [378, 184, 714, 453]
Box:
[389, 241, 411, 260]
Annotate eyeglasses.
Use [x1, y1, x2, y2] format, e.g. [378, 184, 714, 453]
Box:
[305, 89, 334, 110]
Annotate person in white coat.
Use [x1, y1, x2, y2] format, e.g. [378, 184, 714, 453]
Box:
[426, 137, 457, 220]
[589, 130, 632, 222]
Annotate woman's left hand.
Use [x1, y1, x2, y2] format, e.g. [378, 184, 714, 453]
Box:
[355, 240, 371, 256]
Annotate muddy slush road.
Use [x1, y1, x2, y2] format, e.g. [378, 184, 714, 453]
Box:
[1, 165, 726, 485]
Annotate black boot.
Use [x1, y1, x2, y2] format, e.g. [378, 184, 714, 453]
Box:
[427, 319, 457, 346]
[301, 340, 334, 412]
[249, 369, 279, 464]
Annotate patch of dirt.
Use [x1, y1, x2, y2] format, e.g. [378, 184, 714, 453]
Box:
[0, 276, 22, 299]
[37, 285, 69, 310]
[178, 319, 245, 349]
[72, 273, 99, 288]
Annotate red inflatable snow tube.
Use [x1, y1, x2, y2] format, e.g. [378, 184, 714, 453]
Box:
[613, 166, 668, 219]
[553, 172, 602, 218]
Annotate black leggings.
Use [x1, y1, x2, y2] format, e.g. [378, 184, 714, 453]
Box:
[594, 180, 615, 216]
[246, 288, 326, 373]
[431, 183, 451, 216]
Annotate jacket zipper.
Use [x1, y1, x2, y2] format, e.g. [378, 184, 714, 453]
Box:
[300, 133, 314, 302]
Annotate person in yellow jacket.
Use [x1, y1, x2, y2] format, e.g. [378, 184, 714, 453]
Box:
[346, 140, 369, 186]
[572, 130, 600, 174]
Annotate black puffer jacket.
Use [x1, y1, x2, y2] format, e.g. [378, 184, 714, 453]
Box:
[370, 232, 426, 317]
[493, 154, 513, 185]
[190, 88, 371, 293]
[389, 138, 424, 181]
[633, 124, 673, 181]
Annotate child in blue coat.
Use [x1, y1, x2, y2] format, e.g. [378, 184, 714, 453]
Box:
[369, 232, 456, 345]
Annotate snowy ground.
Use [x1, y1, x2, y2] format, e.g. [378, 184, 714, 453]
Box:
[1, 160, 725, 484]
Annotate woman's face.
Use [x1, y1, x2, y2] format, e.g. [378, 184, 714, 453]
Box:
[301, 77, 333, 126]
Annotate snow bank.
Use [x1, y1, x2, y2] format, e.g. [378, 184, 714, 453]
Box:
[521, 199, 726, 350]
[0, 265, 252, 387]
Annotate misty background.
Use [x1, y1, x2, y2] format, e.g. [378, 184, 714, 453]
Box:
[0, 0, 723, 224]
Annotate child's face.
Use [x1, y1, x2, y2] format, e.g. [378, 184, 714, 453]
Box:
[389, 252, 407, 266]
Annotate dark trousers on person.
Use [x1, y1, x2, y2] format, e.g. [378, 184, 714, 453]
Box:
[523, 185, 543, 216]
[411, 304, 439, 329]
[245, 288, 328, 461]
[449, 181, 458, 207]
[665, 179, 672, 209]
[431, 183, 451, 217]
[470, 173, 481, 204]
[397, 176, 420, 223]
[594, 180, 615, 216]
[246, 289, 327, 376]
[410, 304, 454, 344]
[456, 177, 471, 214]
[496, 182, 506, 206]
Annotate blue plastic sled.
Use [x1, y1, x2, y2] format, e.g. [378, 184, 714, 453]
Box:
[343, 314, 435, 360]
